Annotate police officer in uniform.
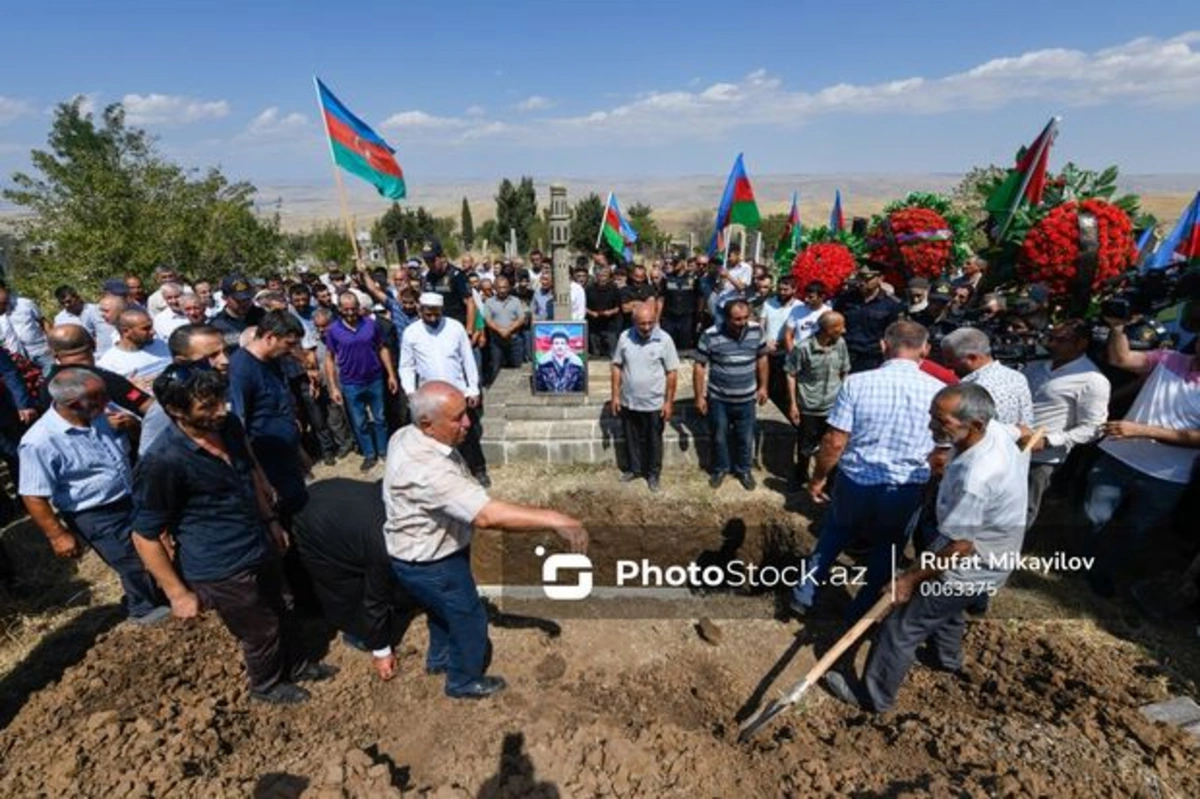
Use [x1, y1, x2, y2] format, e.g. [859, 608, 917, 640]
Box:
[834, 264, 902, 373]
[660, 257, 701, 350]
[419, 237, 476, 332]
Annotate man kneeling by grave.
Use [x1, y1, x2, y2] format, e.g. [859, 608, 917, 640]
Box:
[822, 384, 1028, 712]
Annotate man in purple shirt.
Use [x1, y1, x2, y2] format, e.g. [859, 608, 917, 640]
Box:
[323, 292, 398, 472]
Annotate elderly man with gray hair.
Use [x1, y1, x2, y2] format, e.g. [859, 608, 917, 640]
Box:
[384, 381, 587, 699]
[18, 368, 168, 624]
[938, 327, 1033, 435]
[822, 383, 1029, 713]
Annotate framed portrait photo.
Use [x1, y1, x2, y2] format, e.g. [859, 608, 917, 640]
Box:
[531, 321, 588, 395]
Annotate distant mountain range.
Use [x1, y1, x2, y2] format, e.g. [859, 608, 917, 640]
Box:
[4, 173, 1197, 233]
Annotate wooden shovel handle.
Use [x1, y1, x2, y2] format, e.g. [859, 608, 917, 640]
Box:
[800, 593, 893, 685]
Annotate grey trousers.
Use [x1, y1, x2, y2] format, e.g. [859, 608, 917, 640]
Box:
[863, 588, 977, 712]
[1026, 462, 1057, 532]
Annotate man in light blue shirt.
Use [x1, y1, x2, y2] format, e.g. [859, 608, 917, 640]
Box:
[792, 320, 944, 620]
[19, 368, 167, 624]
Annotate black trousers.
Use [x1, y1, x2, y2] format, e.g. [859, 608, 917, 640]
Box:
[589, 327, 619, 358]
[191, 561, 307, 693]
[457, 404, 487, 475]
[621, 408, 664, 478]
[794, 413, 830, 484]
[862, 588, 975, 712]
[661, 314, 695, 351]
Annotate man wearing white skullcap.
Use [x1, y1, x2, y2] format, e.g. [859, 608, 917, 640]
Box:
[398, 286, 491, 487]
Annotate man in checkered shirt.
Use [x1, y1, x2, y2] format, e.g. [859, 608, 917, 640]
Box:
[939, 328, 1033, 432]
[791, 320, 945, 620]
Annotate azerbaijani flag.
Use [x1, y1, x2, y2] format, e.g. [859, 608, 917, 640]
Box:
[315, 77, 406, 200]
[1145, 191, 1200, 271]
[986, 116, 1060, 240]
[597, 192, 638, 261]
[774, 191, 802, 264]
[707, 153, 761, 254]
[830, 189, 845, 234]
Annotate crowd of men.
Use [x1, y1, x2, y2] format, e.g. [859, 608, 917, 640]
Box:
[0, 236, 1197, 711]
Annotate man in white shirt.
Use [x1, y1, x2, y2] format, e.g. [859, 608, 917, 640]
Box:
[53, 286, 106, 354]
[1082, 317, 1200, 597]
[940, 327, 1033, 433]
[399, 293, 490, 486]
[96, 309, 171, 387]
[783, 282, 832, 352]
[0, 281, 52, 371]
[823, 383, 1027, 713]
[1023, 319, 1110, 529]
[152, 282, 190, 339]
[384, 381, 586, 698]
[145, 265, 191, 317]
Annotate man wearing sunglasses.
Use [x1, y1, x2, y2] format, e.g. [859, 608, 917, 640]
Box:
[132, 364, 335, 705]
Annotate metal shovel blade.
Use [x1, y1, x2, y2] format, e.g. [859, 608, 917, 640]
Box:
[737, 679, 811, 742]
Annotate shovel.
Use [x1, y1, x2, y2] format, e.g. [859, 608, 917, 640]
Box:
[738, 427, 1046, 742]
[737, 593, 892, 742]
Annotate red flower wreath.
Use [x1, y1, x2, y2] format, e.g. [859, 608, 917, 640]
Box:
[791, 242, 857, 295]
[1018, 199, 1136, 296]
[866, 206, 954, 287]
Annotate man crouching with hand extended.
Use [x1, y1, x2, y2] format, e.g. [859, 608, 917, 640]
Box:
[384, 381, 587, 700]
[131, 363, 336, 706]
[822, 384, 1028, 713]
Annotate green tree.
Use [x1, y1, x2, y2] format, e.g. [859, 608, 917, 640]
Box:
[3, 98, 281, 302]
[625, 202, 662, 254]
[460, 197, 475, 249]
[370, 203, 457, 259]
[569, 193, 605, 253]
[475, 219, 501, 252]
[495, 176, 538, 252]
[308, 222, 356, 265]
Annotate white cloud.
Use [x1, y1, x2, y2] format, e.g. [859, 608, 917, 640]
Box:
[0, 97, 34, 125]
[373, 32, 1200, 148]
[381, 110, 469, 130]
[516, 95, 554, 111]
[465, 105, 486, 117]
[239, 107, 309, 141]
[121, 93, 230, 125]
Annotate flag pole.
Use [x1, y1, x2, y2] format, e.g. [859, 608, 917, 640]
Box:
[596, 192, 612, 250]
[313, 76, 363, 268]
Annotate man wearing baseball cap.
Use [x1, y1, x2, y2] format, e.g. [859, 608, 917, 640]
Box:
[418, 238, 476, 334]
[211, 275, 264, 347]
[834, 264, 902, 373]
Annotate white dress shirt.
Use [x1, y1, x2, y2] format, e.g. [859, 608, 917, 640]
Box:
[1024, 355, 1111, 465]
[570, 282, 587, 321]
[153, 308, 190, 340]
[399, 317, 479, 397]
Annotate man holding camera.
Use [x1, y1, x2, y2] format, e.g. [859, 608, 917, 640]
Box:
[1082, 315, 1200, 597]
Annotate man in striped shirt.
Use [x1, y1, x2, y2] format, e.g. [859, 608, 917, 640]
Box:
[693, 299, 768, 490]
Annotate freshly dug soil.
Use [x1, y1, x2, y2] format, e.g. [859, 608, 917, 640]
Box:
[0, 464, 1196, 797]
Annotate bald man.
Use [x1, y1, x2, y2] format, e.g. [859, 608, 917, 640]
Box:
[384, 381, 586, 699]
[96, 309, 171, 386]
[610, 302, 679, 492]
[785, 310, 850, 489]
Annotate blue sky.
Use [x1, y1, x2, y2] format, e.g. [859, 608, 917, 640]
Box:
[2, 0, 1199, 190]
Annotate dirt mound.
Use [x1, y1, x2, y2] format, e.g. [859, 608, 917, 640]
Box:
[0, 608, 1195, 797]
[1, 465, 1197, 796]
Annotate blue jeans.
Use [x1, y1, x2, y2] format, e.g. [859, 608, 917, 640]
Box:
[342, 378, 388, 459]
[708, 398, 755, 477]
[1083, 452, 1189, 582]
[62, 498, 163, 618]
[391, 548, 490, 693]
[791, 473, 924, 619]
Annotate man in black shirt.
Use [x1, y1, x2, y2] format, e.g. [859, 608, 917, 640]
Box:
[620, 264, 658, 331]
[210, 274, 265, 348]
[585, 267, 622, 357]
[660, 258, 700, 351]
[834, 265, 902, 372]
[291, 478, 414, 681]
[131, 365, 335, 705]
[419, 237, 476, 331]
